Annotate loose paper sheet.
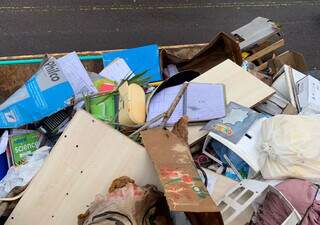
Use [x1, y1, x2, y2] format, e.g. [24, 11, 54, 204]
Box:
[99, 58, 134, 84]
[58, 52, 97, 96]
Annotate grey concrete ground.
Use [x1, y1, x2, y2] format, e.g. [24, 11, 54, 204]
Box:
[0, 0, 320, 67]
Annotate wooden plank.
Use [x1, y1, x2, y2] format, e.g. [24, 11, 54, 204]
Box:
[6, 110, 159, 225]
[192, 59, 275, 108]
[245, 39, 285, 62]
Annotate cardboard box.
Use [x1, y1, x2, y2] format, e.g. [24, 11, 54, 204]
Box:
[268, 50, 307, 75]
[272, 65, 306, 110]
[297, 75, 320, 114]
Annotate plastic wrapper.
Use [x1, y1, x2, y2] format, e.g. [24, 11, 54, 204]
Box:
[0, 146, 50, 198]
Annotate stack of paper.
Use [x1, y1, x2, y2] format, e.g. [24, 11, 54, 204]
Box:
[58, 52, 97, 96]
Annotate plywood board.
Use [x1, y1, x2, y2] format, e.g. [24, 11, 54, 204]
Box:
[192, 59, 275, 108]
[6, 110, 159, 225]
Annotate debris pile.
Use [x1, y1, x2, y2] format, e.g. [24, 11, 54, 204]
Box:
[0, 17, 319, 225]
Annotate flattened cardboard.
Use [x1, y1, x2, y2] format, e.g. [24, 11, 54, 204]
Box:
[6, 110, 159, 225]
[192, 59, 275, 108]
[141, 128, 222, 224]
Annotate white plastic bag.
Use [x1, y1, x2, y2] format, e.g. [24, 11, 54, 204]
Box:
[259, 115, 320, 182]
[0, 146, 50, 198]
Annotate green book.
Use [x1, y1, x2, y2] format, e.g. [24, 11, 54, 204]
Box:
[9, 131, 42, 166]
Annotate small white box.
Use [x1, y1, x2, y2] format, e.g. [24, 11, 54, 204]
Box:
[297, 75, 320, 114]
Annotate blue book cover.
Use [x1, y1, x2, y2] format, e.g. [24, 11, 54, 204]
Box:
[0, 58, 74, 128]
[102, 44, 162, 82]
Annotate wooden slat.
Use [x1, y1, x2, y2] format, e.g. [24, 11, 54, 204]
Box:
[246, 39, 285, 62]
[6, 110, 160, 225]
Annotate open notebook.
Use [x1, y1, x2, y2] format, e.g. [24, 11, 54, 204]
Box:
[147, 83, 226, 127]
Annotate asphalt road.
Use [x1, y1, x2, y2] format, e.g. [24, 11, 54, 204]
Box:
[0, 0, 320, 68]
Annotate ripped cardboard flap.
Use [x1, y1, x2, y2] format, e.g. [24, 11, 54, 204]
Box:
[141, 128, 220, 214]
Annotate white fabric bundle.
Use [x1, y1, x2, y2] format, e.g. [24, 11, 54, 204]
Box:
[259, 115, 320, 182]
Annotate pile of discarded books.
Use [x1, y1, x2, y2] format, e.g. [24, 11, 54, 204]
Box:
[0, 17, 319, 225]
